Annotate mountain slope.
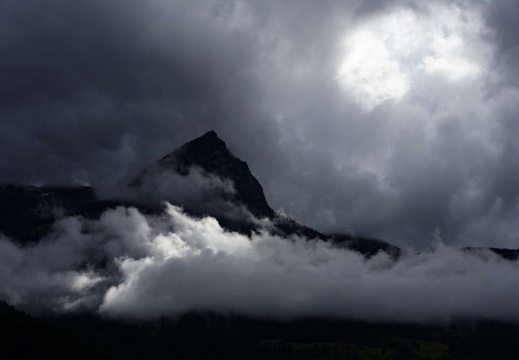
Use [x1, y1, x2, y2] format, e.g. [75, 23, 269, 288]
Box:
[3, 131, 399, 258]
[132, 130, 274, 219]
[0, 185, 95, 241]
[133, 130, 401, 257]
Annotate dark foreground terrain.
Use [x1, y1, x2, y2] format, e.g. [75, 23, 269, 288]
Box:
[1, 300, 518, 360]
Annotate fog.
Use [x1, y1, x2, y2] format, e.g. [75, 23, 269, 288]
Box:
[1, 204, 518, 323]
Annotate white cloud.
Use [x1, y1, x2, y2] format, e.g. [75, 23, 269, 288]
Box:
[337, 3, 489, 110]
[338, 30, 410, 110]
[1, 205, 519, 323]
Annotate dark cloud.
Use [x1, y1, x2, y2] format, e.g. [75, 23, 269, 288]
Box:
[2, 0, 519, 248]
[0, 0, 271, 184]
[485, 0, 519, 87]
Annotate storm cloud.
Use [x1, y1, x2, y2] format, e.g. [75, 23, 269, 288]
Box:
[1, 205, 519, 323]
[2, 0, 519, 248]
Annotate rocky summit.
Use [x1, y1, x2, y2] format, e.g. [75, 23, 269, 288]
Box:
[134, 130, 275, 219]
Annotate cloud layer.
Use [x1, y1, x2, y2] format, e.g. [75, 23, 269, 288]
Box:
[2, 0, 519, 248]
[1, 205, 518, 323]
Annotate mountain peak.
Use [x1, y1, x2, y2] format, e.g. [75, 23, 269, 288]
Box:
[181, 130, 229, 155]
[200, 130, 218, 138]
[188, 130, 221, 145]
[135, 131, 275, 219]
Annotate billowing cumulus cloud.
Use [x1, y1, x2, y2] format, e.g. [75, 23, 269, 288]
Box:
[1, 205, 519, 323]
[2, 0, 519, 249]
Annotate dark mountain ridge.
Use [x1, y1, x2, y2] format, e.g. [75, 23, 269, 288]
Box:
[2, 130, 515, 260]
[0, 184, 95, 241]
[130, 130, 401, 257]
[0, 130, 401, 258]
[133, 130, 274, 220]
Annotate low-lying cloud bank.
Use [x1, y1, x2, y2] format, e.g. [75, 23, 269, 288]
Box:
[1, 204, 518, 323]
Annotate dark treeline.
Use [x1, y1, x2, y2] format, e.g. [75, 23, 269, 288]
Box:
[2, 300, 519, 360]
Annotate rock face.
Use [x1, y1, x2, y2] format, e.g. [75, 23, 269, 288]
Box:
[134, 130, 275, 219]
[0, 130, 404, 258]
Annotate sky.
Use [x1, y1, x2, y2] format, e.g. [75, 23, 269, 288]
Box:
[2, 0, 519, 249]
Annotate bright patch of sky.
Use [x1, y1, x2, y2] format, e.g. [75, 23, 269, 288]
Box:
[337, 3, 489, 110]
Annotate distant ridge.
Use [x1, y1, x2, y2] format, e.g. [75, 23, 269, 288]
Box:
[11, 131, 516, 260]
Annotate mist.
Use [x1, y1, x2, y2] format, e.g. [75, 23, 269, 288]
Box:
[1, 204, 518, 323]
